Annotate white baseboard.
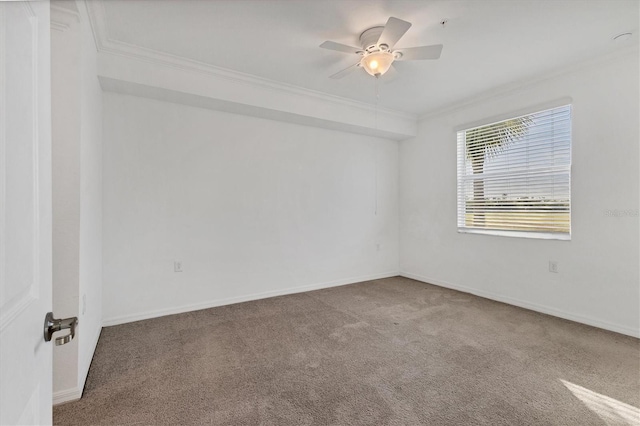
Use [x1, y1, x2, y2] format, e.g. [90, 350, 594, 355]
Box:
[103, 271, 400, 327]
[53, 323, 103, 406]
[400, 271, 640, 339]
[78, 325, 102, 392]
[53, 387, 82, 406]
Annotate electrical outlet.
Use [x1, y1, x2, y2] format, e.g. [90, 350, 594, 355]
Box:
[174, 261, 183, 272]
[549, 261, 559, 273]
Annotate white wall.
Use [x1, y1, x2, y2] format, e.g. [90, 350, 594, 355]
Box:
[51, 0, 102, 404]
[400, 49, 640, 337]
[102, 93, 399, 324]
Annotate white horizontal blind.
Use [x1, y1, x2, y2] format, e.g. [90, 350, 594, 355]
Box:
[457, 105, 571, 239]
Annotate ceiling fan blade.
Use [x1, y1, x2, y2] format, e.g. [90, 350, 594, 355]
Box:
[329, 62, 360, 79]
[394, 44, 443, 61]
[377, 17, 411, 49]
[320, 41, 362, 54]
[385, 65, 398, 78]
[380, 65, 399, 83]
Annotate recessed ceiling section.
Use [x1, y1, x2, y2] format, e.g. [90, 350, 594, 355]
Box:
[99, 0, 639, 115]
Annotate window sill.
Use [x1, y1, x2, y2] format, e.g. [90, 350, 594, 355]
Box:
[458, 228, 571, 241]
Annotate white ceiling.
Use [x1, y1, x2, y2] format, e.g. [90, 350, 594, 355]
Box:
[100, 0, 638, 115]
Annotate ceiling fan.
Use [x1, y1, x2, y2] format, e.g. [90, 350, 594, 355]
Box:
[320, 17, 443, 79]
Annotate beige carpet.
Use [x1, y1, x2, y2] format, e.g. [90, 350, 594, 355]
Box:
[54, 277, 640, 425]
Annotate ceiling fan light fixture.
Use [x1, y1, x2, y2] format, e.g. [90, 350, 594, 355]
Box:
[361, 51, 394, 77]
[320, 17, 444, 80]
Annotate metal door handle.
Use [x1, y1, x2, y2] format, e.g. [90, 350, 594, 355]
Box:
[44, 312, 78, 345]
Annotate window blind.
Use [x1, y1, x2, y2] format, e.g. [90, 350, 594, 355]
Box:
[457, 105, 571, 239]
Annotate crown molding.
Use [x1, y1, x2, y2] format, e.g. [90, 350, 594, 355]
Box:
[418, 43, 639, 122]
[100, 38, 415, 121]
[81, 0, 640, 126]
[84, 0, 415, 122]
[83, 0, 107, 51]
[50, 2, 80, 33]
[99, 76, 413, 140]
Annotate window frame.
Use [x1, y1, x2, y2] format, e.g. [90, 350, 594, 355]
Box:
[456, 100, 572, 241]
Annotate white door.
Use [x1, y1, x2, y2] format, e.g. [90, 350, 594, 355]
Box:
[0, 1, 53, 425]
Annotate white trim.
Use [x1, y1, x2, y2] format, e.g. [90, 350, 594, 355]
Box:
[52, 325, 102, 405]
[50, 3, 79, 33]
[52, 387, 82, 406]
[78, 325, 102, 393]
[84, 0, 414, 123]
[0, 3, 5, 333]
[98, 77, 414, 141]
[419, 45, 639, 122]
[81, 0, 101, 53]
[458, 228, 571, 241]
[100, 40, 414, 121]
[50, 22, 69, 33]
[103, 271, 399, 326]
[82, 0, 107, 51]
[84, 0, 638, 124]
[400, 271, 640, 339]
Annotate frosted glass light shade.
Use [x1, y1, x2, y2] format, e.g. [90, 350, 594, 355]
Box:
[361, 51, 394, 77]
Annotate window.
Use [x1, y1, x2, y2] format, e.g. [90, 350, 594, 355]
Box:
[457, 104, 571, 240]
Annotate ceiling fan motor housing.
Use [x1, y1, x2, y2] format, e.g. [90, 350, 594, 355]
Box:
[359, 26, 387, 52]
